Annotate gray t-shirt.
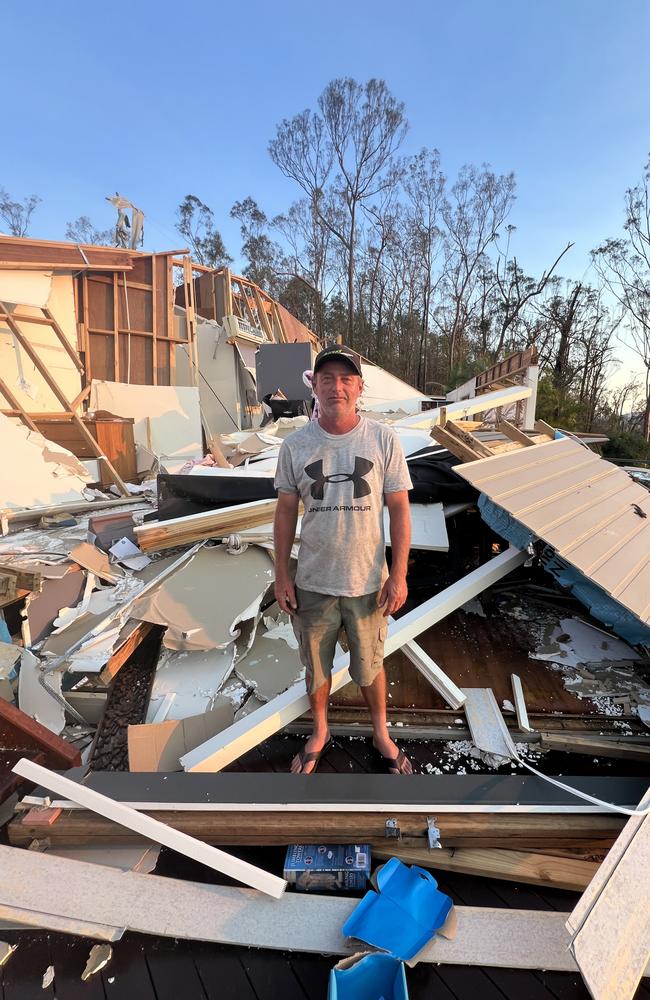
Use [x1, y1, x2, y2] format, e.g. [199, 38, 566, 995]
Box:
[274, 417, 413, 597]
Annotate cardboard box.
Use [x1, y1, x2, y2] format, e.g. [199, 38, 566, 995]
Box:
[283, 844, 371, 893]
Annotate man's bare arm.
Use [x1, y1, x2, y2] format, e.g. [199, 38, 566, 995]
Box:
[378, 490, 411, 616]
[273, 491, 300, 615]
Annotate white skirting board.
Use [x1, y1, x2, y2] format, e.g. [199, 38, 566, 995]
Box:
[12, 758, 286, 900]
[1, 843, 642, 974]
[180, 548, 527, 772]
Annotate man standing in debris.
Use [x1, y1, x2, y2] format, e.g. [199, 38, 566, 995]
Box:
[274, 346, 413, 774]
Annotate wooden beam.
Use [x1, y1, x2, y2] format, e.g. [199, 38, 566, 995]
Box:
[134, 498, 282, 552]
[373, 845, 600, 892]
[12, 758, 287, 899]
[534, 418, 556, 437]
[99, 621, 154, 685]
[0, 305, 128, 495]
[540, 733, 650, 762]
[69, 384, 91, 413]
[431, 424, 483, 463]
[0, 375, 39, 432]
[445, 421, 496, 458]
[498, 419, 536, 446]
[8, 807, 624, 851]
[0, 565, 42, 592]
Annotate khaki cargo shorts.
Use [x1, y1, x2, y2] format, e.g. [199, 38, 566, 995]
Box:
[293, 587, 388, 695]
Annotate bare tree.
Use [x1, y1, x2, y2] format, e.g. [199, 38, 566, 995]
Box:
[270, 78, 407, 344]
[438, 165, 516, 374]
[65, 215, 113, 246]
[175, 195, 232, 268]
[593, 156, 650, 439]
[0, 188, 41, 237]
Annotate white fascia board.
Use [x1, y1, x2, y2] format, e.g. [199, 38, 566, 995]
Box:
[401, 640, 466, 709]
[12, 758, 286, 899]
[181, 547, 527, 772]
[392, 385, 532, 429]
[511, 674, 533, 733]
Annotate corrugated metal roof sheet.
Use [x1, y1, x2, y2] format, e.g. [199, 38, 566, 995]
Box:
[455, 437, 650, 625]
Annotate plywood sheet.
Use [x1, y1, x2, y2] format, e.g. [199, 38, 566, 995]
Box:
[456, 438, 650, 624]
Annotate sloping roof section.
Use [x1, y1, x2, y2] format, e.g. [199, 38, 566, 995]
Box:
[455, 436, 650, 626]
[0, 235, 136, 271]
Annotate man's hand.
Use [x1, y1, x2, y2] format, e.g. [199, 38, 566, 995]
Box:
[275, 575, 298, 616]
[378, 572, 408, 617]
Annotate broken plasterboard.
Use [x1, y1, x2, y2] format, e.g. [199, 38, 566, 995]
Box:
[131, 544, 275, 651]
[234, 609, 305, 702]
[69, 542, 125, 583]
[0, 413, 90, 511]
[89, 379, 202, 468]
[17, 648, 65, 734]
[128, 699, 234, 771]
[146, 644, 237, 721]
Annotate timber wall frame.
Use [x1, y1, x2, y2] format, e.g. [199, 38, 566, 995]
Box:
[77, 251, 198, 387]
[0, 302, 128, 493]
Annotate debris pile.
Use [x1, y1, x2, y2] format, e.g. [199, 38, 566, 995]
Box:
[0, 235, 648, 998]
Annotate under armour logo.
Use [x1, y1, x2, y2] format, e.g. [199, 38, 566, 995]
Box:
[304, 457, 374, 500]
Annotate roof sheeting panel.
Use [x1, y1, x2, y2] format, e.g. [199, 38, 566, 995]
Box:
[455, 437, 650, 625]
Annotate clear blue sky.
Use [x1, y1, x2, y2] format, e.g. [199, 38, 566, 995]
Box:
[4, 1, 649, 314]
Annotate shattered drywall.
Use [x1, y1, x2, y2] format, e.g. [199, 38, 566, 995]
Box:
[0, 413, 91, 510]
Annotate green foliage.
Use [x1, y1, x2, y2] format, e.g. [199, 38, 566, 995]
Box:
[603, 432, 650, 463]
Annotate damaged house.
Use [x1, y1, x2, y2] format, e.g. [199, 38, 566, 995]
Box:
[0, 234, 649, 1000]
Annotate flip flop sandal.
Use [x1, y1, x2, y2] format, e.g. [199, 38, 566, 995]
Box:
[373, 746, 411, 775]
[292, 737, 334, 774]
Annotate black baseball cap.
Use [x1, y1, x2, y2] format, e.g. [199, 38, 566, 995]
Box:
[313, 345, 363, 377]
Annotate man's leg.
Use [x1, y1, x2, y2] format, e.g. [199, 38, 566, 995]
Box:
[342, 592, 413, 775]
[291, 589, 340, 774]
[359, 670, 413, 774]
[290, 677, 332, 774]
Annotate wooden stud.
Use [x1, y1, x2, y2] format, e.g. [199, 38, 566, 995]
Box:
[444, 421, 494, 458]
[0, 375, 39, 432]
[41, 307, 85, 373]
[0, 306, 128, 494]
[498, 419, 536, 446]
[135, 498, 282, 552]
[373, 845, 600, 892]
[535, 418, 556, 437]
[430, 425, 483, 463]
[112, 272, 120, 381]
